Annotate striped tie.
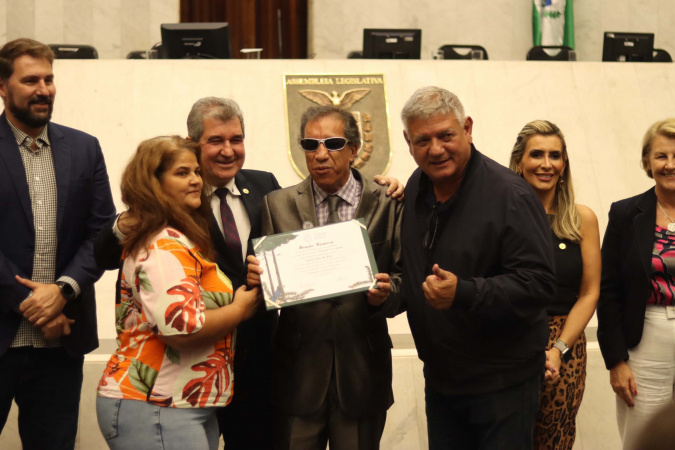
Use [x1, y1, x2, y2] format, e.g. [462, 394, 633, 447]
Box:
[214, 188, 242, 260]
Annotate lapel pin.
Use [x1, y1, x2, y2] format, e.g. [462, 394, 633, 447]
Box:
[243, 188, 250, 194]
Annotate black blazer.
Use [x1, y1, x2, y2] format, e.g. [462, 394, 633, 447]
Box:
[598, 187, 656, 370]
[94, 169, 281, 385]
[214, 170, 281, 387]
[0, 114, 115, 356]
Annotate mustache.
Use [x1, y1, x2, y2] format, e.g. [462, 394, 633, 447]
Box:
[29, 96, 52, 106]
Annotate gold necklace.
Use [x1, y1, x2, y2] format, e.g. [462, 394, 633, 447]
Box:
[657, 202, 675, 232]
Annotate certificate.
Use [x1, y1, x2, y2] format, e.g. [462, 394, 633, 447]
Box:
[252, 218, 378, 310]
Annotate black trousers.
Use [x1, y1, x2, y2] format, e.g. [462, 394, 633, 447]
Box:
[217, 370, 276, 449]
[0, 347, 84, 450]
[425, 375, 541, 450]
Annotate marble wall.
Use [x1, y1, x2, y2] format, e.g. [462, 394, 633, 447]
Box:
[33, 58, 671, 338]
[0, 0, 178, 59]
[309, 0, 675, 62]
[2, 1, 672, 62]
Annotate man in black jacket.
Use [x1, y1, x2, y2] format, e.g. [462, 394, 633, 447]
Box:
[400, 86, 556, 450]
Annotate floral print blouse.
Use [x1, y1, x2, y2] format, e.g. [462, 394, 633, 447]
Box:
[97, 227, 235, 408]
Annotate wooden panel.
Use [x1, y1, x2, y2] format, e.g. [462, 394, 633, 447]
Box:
[280, 0, 307, 58]
[179, 0, 307, 59]
[257, 0, 281, 58]
[180, 0, 226, 22]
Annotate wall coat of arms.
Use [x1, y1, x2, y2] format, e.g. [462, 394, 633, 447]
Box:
[283, 74, 392, 180]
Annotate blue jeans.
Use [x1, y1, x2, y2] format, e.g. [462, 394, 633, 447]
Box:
[425, 375, 541, 450]
[0, 347, 84, 450]
[96, 396, 219, 450]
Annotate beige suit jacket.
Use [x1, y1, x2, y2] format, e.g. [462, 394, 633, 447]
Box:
[261, 169, 402, 418]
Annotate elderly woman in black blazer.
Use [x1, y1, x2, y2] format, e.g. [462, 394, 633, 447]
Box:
[598, 118, 675, 449]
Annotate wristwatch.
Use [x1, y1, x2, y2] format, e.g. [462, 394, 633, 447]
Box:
[553, 338, 571, 362]
[55, 281, 77, 303]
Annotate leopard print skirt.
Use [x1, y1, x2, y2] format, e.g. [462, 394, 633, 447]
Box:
[533, 315, 587, 450]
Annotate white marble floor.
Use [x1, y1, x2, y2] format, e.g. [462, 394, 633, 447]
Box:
[0, 339, 622, 449]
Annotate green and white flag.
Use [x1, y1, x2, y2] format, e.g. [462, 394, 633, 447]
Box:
[533, 0, 575, 48]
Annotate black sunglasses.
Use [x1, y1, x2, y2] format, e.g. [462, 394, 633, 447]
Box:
[300, 137, 349, 152]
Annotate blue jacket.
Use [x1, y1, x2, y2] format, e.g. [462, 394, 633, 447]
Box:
[0, 113, 115, 356]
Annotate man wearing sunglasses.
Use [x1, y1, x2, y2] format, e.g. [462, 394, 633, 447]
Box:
[400, 86, 556, 450]
[248, 105, 402, 450]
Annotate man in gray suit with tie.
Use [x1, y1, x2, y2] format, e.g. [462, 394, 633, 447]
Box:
[249, 105, 402, 450]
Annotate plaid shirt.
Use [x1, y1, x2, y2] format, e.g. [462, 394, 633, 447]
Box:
[313, 171, 362, 226]
[8, 118, 79, 348]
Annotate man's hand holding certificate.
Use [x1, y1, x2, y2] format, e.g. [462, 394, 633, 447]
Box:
[248, 219, 386, 310]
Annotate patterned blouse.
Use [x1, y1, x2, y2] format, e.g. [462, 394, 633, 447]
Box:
[649, 225, 675, 306]
[97, 228, 235, 408]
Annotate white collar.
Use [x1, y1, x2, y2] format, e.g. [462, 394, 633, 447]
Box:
[209, 178, 241, 197]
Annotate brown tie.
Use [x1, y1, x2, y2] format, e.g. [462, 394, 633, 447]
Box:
[214, 188, 242, 259]
[326, 195, 341, 224]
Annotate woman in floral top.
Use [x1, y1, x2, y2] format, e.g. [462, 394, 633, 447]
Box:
[96, 136, 259, 450]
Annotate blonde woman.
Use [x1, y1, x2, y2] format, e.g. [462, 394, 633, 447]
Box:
[510, 120, 601, 449]
[598, 119, 675, 449]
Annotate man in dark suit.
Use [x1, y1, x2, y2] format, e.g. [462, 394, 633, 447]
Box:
[251, 105, 402, 450]
[0, 38, 115, 449]
[188, 97, 282, 449]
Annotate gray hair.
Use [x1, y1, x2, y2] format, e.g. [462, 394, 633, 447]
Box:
[299, 105, 361, 149]
[186, 97, 245, 141]
[400, 86, 466, 131]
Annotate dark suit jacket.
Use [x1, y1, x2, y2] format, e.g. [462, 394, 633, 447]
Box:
[94, 168, 281, 387]
[213, 170, 281, 388]
[0, 113, 115, 356]
[598, 187, 656, 370]
[261, 169, 402, 418]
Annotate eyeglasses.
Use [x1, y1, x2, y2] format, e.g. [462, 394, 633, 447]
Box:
[300, 137, 349, 152]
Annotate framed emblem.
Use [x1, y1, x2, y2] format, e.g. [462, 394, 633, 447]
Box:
[283, 74, 393, 180]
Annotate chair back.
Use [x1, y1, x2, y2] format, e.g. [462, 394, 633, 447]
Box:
[438, 45, 488, 60]
[526, 46, 575, 61]
[49, 44, 98, 59]
[126, 51, 147, 59]
[653, 48, 673, 62]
